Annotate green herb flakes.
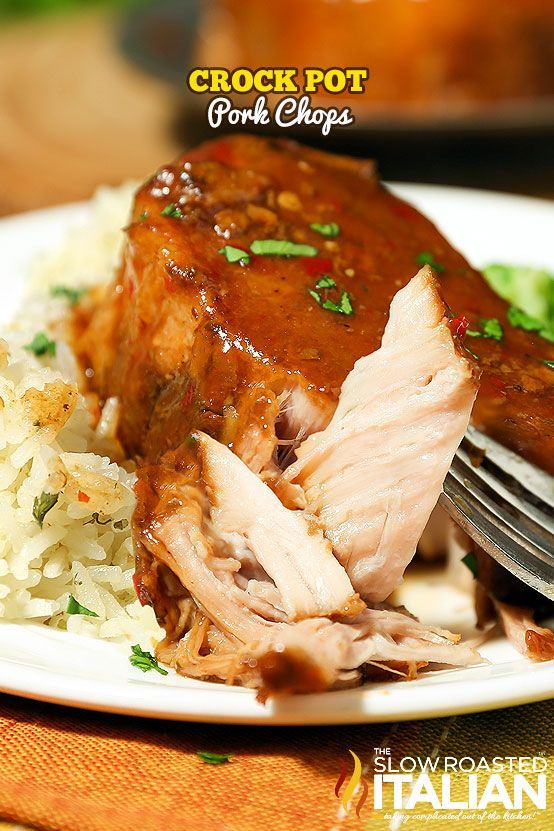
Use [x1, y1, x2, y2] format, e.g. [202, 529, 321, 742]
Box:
[160, 203, 183, 219]
[24, 332, 56, 357]
[415, 251, 445, 274]
[129, 644, 168, 676]
[218, 245, 250, 265]
[543, 360, 554, 370]
[250, 240, 317, 258]
[466, 317, 504, 342]
[139, 210, 149, 221]
[67, 595, 99, 617]
[315, 275, 336, 289]
[310, 222, 340, 238]
[196, 751, 232, 765]
[308, 281, 354, 316]
[320, 290, 353, 316]
[461, 552, 478, 578]
[33, 492, 59, 527]
[50, 285, 87, 306]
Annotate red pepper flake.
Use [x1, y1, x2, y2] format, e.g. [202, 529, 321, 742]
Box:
[449, 314, 469, 339]
[303, 257, 334, 279]
[78, 491, 90, 503]
[132, 572, 150, 607]
[180, 381, 195, 408]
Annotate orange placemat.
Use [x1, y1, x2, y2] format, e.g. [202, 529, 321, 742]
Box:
[0, 694, 553, 831]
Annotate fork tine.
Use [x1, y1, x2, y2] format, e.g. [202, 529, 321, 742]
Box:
[465, 426, 554, 510]
[450, 460, 554, 565]
[440, 473, 554, 600]
[453, 447, 554, 544]
[449, 454, 554, 562]
[439, 425, 554, 600]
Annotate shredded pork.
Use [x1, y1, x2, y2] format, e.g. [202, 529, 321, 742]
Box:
[134, 270, 481, 697]
[279, 267, 479, 602]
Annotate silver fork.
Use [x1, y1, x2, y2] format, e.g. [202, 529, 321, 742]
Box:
[439, 425, 554, 601]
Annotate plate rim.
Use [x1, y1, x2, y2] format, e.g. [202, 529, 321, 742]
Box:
[0, 622, 552, 726]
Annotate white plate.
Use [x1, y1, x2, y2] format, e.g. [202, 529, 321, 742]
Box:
[0, 185, 552, 725]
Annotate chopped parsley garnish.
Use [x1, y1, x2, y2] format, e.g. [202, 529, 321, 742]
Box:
[33, 492, 59, 527]
[218, 245, 250, 265]
[461, 552, 478, 578]
[67, 594, 99, 617]
[139, 210, 149, 221]
[507, 305, 554, 343]
[310, 222, 340, 238]
[23, 332, 56, 357]
[197, 751, 232, 765]
[129, 644, 168, 676]
[315, 275, 336, 289]
[481, 318, 504, 341]
[323, 290, 354, 316]
[415, 251, 445, 273]
[161, 203, 183, 219]
[466, 317, 504, 342]
[50, 285, 87, 306]
[250, 240, 317, 258]
[544, 360, 554, 370]
[309, 273, 354, 315]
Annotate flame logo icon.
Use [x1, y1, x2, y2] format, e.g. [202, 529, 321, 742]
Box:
[335, 750, 369, 818]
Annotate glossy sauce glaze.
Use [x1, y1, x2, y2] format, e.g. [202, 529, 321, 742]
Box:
[81, 135, 554, 473]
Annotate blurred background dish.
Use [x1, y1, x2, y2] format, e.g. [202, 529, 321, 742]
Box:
[0, 0, 554, 212]
[122, 0, 554, 131]
[118, 0, 554, 194]
[215, 0, 554, 109]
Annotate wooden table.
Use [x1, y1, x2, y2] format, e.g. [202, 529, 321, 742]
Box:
[0, 8, 181, 216]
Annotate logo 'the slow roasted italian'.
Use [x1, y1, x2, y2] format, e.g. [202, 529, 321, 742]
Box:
[335, 750, 369, 818]
[334, 748, 548, 819]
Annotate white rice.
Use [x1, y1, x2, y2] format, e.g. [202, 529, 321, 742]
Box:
[0, 183, 163, 649]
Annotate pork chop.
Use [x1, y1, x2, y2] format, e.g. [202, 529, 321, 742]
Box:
[80, 134, 554, 475]
[130, 268, 478, 695]
[279, 267, 478, 602]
